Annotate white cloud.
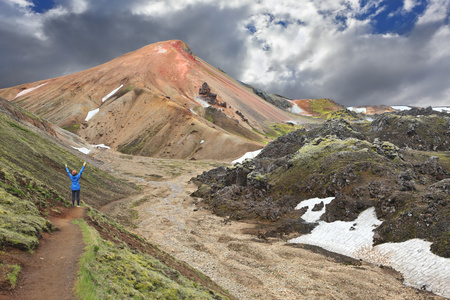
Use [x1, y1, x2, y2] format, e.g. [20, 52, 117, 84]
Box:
[417, 0, 450, 24]
[404, 0, 418, 11]
[4, 0, 33, 9]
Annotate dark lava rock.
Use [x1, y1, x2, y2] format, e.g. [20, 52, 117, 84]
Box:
[370, 111, 450, 151]
[192, 115, 450, 257]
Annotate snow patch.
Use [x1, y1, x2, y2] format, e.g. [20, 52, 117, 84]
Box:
[102, 84, 123, 102]
[391, 105, 411, 111]
[232, 149, 263, 164]
[347, 107, 367, 113]
[93, 144, 110, 149]
[433, 106, 450, 113]
[85, 108, 99, 121]
[194, 97, 210, 108]
[15, 83, 47, 98]
[71, 146, 91, 154]
[289, 103, 306, 115]
[290, 207, 450, 298]
[200, 140, 205, 144]
[290, 207, 382, 258]
[374, 239, 450, 296]
[190, 108, 198, 115]
[294, 197, 335, 223]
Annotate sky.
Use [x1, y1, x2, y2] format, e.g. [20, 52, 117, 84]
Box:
[0, 0, 449, 107]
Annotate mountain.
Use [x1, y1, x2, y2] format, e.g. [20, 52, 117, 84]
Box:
[0, 40, 318, 161]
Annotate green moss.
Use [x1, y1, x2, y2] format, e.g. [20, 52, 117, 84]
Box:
[0, 188, 52, 250]
[269, 136, 400, 198]
[0, 263, 21, 289]
[265, 123, 304, 139]
[309, 98, 343, 118]
[74, 218, 228, 299]
[326, 109, 363, 121]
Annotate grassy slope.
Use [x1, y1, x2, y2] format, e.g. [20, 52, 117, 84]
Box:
[0, 99, 136, 209]
[76, 208, 233, 299]
[0, 101, 233, 298]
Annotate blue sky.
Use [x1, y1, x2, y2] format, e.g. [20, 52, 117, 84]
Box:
[0, 0, 449, 107]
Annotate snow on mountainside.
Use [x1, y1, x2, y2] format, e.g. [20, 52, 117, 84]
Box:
[348, 105, 450, 115]
[0, 40, 318, 161]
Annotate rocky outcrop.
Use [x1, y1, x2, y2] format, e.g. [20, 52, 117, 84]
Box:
[370, 108, 450, 151]
[198, 82, 218, 105]
[192, 117, 450, 257]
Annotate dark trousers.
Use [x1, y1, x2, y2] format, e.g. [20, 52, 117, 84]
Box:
[72, 190, 80, 206]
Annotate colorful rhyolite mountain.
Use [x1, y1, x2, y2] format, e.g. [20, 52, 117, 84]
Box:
[0, 40, 318, 160]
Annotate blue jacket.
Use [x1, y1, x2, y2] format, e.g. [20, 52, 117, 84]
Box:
[66, 166, 85, 191]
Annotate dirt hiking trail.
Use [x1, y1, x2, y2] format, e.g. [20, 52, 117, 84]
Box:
[1, 207, 86, 300]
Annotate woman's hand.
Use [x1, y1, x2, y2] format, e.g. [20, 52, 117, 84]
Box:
[65, 163, 68, 168]
[83, 162, 86, 167]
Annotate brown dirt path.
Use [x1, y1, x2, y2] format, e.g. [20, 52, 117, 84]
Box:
[0, 207, 86, 300]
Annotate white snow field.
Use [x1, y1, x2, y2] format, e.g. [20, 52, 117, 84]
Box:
[347, 107, 367, 114]
[232, 149, 263, 164]
[290, 199, 450, 298]
[194, 97, 210, 108]
[71, 146, 91, 154]
[85, 108, 99, 121]
[14, 83, 47, 98]
[433, 106, 450, 113]
[102, 84, 123, 102]
[289, 102, 308, 115]
[391, 105, 411, 111]
[93, 144, 110, 149]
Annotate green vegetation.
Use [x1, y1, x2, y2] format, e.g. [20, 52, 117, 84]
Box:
[0, 188, 52, 250]
[326, 109, 363, 121]
[309, 98, 344, 118]
[0, 263, 21, 289]
[7, 264, 21, 288]
[62, 122, 79, 134]
[266, 123, 304, 139]
[270, 136, 399, 197]
[74, 218, 226, 299]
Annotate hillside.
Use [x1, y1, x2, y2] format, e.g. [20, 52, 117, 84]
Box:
[0, 100, 234, 299]
[0, 40, 319, 161]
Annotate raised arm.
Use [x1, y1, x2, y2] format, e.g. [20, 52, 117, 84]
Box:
[65, 163, 71, 177]
[79, 162, 86, 176]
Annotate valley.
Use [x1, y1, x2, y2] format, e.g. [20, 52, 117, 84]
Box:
[95, 149, 444, 299]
